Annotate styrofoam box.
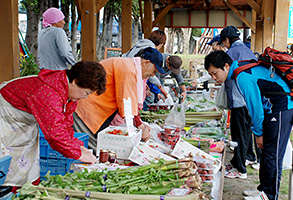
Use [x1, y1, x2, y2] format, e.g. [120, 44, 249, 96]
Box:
[97, 145, 133, 159]
[97, 126, 141, 148]
[128, 142, 175, 165]
[171, 138, 221, 174]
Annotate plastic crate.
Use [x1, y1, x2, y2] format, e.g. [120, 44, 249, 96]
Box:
[0, 156, 12, 186]
[39, 129, 89, 180]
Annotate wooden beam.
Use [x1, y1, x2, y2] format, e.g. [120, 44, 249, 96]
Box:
[0, 0, 19, 82]
[262, 0, 274, 49]
[144, 0, 152, 38]
[81, 0, 97, 61]
[274, 0, 289, 51]
[96, 0, 109, 12]
[122, 0, 132, 53]
[224, 0, 256, 33]
[244, 0, 261, 15]
[152, 3, 176, 27]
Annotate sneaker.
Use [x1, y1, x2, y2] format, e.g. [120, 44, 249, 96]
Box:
[225, 163, 234, 171]
[252, 163, 260, 170]
[245, 159, 256, 166]
[243, 189, 260, 196]
[225, 170, 247, 179]
[243, 191, 269, 200]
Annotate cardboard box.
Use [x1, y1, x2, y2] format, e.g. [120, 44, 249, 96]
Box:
[97, 126, 141, 148]
[128, 142, 175, 165]
[171, 138, 221, 174]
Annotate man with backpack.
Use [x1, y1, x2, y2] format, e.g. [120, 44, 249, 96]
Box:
[218, 26, 259, 179]
[204, 50, 293, 200]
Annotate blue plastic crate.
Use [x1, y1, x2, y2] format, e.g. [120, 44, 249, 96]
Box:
[0, 156, 12, 186]
[39, 129, 89, 180]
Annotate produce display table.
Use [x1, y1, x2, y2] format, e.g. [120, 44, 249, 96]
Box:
[210, 145, 226, 200]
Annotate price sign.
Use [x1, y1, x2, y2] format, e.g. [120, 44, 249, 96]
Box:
[104, 47, 122, 59]
[166, 188, 192, 196]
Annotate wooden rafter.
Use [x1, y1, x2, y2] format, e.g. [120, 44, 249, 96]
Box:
[224, 0, 256, 33]
[96, 0, 109, 12]
[244, 0, 261, 15]
[152, 2, 177, 27]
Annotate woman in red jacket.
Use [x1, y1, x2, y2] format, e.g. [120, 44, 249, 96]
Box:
[0, 61, 106, 187]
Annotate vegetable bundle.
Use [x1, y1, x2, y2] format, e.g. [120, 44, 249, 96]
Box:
[16, 157, 204, 199]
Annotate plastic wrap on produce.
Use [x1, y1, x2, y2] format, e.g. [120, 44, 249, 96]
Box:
[185, 96, 218, 112]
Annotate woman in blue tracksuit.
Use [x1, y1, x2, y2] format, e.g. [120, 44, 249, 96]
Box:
[204, 50, 293, 200]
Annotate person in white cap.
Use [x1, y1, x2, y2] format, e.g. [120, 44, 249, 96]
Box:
[38, 7, 76, 70]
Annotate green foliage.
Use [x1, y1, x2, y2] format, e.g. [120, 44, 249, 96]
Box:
[20, 54, 40, 77]
[191, 28, 202, 37]
[20, 0, 40, 14]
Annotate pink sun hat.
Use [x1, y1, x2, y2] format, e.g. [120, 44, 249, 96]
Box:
[42, 7, 65, 28]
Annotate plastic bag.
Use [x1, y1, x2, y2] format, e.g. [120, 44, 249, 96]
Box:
[165, 102, 186, 128]
[215, 83, 229, 110]
[157, 94, 174, 105]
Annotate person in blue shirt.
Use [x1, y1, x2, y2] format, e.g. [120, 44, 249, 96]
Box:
[218, 26, 260, 179]
[204, 50, 293, 200]
[143, 79, 165, 111]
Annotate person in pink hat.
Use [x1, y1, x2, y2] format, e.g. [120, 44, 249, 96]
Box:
[38, 7, 76, 70]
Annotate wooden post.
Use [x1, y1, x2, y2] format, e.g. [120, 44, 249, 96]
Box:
[251, 10, 256, 52]
[81, 0, 96, 61]
[254, 0, 263, 53]
[262, 0, 275, 49]
[274, 0, 289, 51]
[0, 0, 19, 82]
[122, 0, 132, 53]
[144, 0, 152, 38]
[158, 8, 165, 53]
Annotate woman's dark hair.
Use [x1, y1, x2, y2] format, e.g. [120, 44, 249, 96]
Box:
[204, 50, 233, 71]
[148, 30, 166, 46]
[66, 61, 107, 95]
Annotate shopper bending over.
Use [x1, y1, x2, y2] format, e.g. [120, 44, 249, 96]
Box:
[74, 47, 166, 151]
[0, 61, 106, 187]
[204, 50, 293, 200]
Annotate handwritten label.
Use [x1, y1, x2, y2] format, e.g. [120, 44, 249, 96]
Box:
[166, 188, 192, 196]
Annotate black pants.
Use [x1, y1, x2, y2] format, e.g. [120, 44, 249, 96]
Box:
[230, 107, 252, 173]
[246, 134, 262, 163]
[257, 109, 293, 200]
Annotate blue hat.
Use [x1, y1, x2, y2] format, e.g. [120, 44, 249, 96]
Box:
[219, 26, 240, 44]
[141, 47, 166, 75]
[207, 34, 221, 45]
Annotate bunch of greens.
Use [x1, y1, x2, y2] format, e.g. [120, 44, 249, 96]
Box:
[16, 158, 202, 199]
